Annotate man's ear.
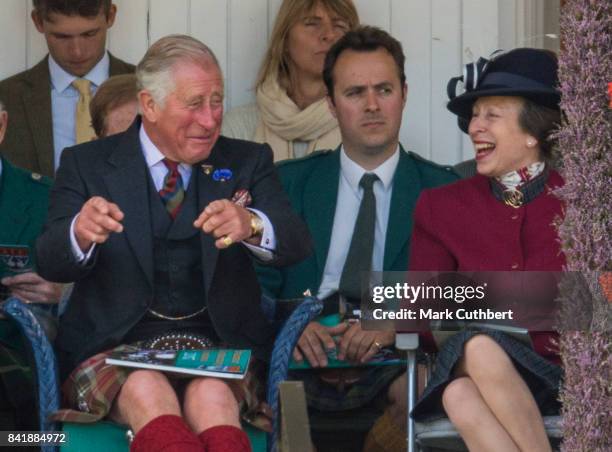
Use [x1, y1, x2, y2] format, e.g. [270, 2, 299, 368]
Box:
[326, 95, 337, 118]
[31, 10, 45, 33]
[402, 83, 408, 107]
[106, 4, 117, 27]
[138, 90, 159, 123]
[0, 111, 8, 145]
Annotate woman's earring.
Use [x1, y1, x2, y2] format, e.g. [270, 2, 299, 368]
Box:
[527, 138, 537, 147]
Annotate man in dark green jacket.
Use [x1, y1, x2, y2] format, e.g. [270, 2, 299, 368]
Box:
[257, 26, 458, 450]
[0, 101, 60, 429]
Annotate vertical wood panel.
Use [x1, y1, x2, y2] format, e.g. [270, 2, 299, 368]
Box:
[431, 0, 462, 164]
[268, 0, 283, 33]
[108, 0, 148, 65]
[26, 2, 49, 69]
[392, 0, 432, 159]
[0, 0, 27, 80]
[190, 0, 228, 98]
[227, 0, 269, 109]
[460, 0, 500, 161]
[354, 0, 391, 30]
[149, 0, 189, 43]
[499, 0, 518, 50]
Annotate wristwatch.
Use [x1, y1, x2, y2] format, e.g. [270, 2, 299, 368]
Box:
[249, 212, 264, 237]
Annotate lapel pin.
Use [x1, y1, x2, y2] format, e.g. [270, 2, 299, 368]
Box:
[212, 168, 233, 182]
[201, 164, 214, 175]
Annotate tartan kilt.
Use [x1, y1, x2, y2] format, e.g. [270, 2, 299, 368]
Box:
[411, 329, 562, 422]
[51, 344, 272, 432]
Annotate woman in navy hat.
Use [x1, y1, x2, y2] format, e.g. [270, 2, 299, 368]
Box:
[409, 48, 564, 451]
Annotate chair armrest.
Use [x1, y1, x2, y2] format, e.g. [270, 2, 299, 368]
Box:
[395, 333, 419, 452]
[1, 297, 60, 438]
[267, 296, 323, 452]
[395, 333, 419, 351]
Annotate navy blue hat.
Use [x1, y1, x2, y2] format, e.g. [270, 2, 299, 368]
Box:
[447, 48, 561, 133]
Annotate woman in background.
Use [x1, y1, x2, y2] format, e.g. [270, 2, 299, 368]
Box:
[409, 48, 564, 452]
[222, 0, 359, 161]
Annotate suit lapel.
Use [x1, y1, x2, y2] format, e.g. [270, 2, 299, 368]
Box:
[384, 148, 421, 270]
[22, 58, 54, 177]
[196, 138, 235, 292]
[103, 122, 154, 286]
[304, 148, 340, 279]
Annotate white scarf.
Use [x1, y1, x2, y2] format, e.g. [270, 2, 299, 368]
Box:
[254, 76, 341, 161]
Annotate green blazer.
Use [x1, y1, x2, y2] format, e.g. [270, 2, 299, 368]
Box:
[257, 146, 459, 299]
[0, 157, 52, 268]
[0, 53, 135, 177]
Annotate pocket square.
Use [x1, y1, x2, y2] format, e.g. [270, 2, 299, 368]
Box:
[231, 189, 252, 207]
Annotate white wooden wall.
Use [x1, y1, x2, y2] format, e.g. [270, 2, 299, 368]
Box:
[0, 0, 559, 165]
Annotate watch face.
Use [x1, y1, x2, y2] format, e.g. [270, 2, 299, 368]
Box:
[250, 213, 264, 236]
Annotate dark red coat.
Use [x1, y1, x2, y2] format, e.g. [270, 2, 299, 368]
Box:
[409, 170, 565, 362]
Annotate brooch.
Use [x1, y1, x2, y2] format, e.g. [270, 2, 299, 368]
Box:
[502, 189, 524, 208]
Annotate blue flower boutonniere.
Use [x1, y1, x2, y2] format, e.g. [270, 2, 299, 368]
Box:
[212, 168, 233, 182]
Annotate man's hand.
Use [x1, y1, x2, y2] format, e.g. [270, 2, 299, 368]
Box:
[293, 321, 349, 368]
[1, 272, 62, 304]
[194, 199, 254, 249]
[336, 322, 395, 364]
[74, 196, 124, 252]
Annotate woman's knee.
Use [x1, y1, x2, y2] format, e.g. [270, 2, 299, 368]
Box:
[462, 334, 513, 377]
[442, 377, 480, 427]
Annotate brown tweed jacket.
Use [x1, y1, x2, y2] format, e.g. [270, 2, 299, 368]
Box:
[0, 53, 134, 177]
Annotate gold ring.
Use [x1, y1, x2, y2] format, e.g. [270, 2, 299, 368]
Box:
[222, 236, 233, 247]
[373, 341, 382, 349]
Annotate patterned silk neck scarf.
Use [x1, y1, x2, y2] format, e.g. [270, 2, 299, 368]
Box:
[159, 158, 185, 219]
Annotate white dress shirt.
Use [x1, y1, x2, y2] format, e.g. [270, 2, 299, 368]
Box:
[317, 146, 400, 299]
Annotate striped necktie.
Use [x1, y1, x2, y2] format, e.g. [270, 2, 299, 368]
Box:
[159, 158, 185, 219]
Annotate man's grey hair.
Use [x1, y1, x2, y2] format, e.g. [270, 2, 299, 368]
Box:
[136, 34, 221, 107]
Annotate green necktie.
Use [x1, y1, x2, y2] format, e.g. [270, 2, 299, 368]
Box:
[338, 173, 379, 300]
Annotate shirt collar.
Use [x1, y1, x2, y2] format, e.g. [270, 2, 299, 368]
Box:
[340, 145, 400, 191]
[49, 51, 110, 93]
[138, 123, 191, 173]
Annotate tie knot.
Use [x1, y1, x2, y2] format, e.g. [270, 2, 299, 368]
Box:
[72, 78, 91, 95]
[162, 158, 180, 172]
[359, 173, 378, 190]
